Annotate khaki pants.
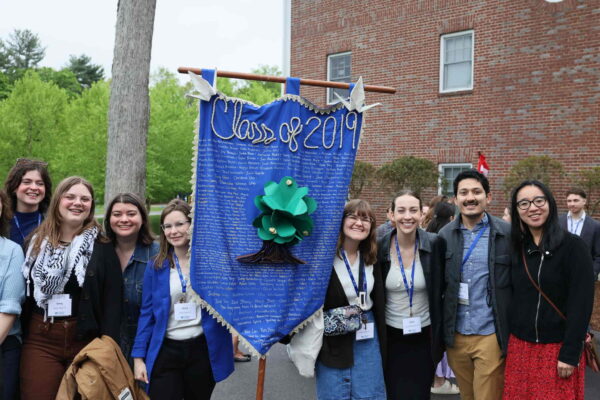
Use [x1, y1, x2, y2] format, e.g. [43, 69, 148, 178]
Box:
[446, 333, 505, 400]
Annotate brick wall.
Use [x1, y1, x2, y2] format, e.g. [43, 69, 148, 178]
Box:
[290, 0, 600, 222]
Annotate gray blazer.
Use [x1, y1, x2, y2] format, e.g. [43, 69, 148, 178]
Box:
[560, 214, 600, 276]
[438, 213, 512, 355]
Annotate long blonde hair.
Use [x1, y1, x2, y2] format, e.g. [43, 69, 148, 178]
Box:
[29, 176, 101, 254]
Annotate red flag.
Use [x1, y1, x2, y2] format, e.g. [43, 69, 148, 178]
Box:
[477, 153, 489, 176]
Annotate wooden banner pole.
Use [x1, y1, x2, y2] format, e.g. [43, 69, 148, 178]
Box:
[256, 357, 267, 400]
[177, 67, 396, 94]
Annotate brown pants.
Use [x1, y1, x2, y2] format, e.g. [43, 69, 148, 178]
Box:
[20, 313, 89, 400]
[446, 333, 505, 400]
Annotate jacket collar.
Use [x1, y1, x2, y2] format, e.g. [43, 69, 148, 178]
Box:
[450, 212, 503, 236]
[381, 227, 432, 261]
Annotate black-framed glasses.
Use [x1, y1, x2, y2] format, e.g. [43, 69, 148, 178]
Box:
[345, 214, 373, 224]
[516, 196, 547, 210]
[161, 220, 190, 231]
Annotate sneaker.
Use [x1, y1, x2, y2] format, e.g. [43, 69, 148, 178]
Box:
[430, 379, 460, 395]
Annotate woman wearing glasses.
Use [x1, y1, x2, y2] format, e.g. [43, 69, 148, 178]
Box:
[503, 181, 594, 400]
[3, 158, 52, 247]
[19, 177, 122, 400]
[316, 199, 386, 400]
[132, 199, 232, 399]
[104, 193, 158, 368]
[377, 191, 444, 399]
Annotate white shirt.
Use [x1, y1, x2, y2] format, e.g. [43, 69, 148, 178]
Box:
[567, 211, 586, 236]
[385, 251, 430, 329]
[166, 267, 203, 340]
[332, 251, 374, 310]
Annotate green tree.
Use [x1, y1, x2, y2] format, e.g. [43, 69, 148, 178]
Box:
[4, 29, 45, 72]
[503, 155, 564, 196]
[37, 67, 82, 97]
[66, 54, 105, 88]
[215, 65, 282, 105]
[349, 160, 376, 199]
[576, 166, 600, 217]
[377, 156, 440, 197]
[0, 39, 9, 71]
[0, 71, 12, 100]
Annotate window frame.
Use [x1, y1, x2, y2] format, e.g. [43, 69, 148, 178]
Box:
[438, 163, 473, 196]
[439, 30, 474, 93]
[327, 51, 352, 105]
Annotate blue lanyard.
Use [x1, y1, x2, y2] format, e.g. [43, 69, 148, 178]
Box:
[341, 250, 366, 297]
[13, 213, 42, 241]
[394, 234, 418, 314]
[461, 224, 488, 274]
[569, 217, 583, 235]
[173, 254, 187, 295]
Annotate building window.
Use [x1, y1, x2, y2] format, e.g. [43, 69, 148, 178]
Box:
[440, 30, 474, 93]
[327, 52, 351, 104]
[439, 163, 472, 196]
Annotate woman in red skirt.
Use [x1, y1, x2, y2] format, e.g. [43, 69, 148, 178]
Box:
[504, 180, 594, 400]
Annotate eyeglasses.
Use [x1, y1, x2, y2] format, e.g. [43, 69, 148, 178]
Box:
[345, 214, 372, 224]
[516, 196, 547, 210]
[161, 220, 190, 231]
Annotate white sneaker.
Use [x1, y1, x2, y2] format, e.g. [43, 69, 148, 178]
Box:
[430, 379, 460, 395]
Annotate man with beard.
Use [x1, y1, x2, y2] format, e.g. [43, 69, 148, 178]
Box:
[559, 188, 600, 279]
[438, 170, 511, 400]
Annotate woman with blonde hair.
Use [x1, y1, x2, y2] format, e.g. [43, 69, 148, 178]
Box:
[19, 176, 122, 400]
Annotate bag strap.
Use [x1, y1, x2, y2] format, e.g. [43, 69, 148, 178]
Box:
[521, 248, 566, 321]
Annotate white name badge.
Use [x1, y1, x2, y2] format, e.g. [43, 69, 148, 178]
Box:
[402, 317, 422, 335]
[458, 282, 470, 305]
[174, 302, 197, 321]
[48, 294, 72, 317]
[356, 322, 374, 341]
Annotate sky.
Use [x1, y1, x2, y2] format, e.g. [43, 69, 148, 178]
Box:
[0, 0, 285, 80]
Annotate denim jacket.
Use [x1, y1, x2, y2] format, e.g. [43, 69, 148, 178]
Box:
[120, 242, 159, 364]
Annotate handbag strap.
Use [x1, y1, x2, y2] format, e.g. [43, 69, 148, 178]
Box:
[521, 248, 566, 321]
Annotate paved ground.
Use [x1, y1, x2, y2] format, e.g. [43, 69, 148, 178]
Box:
[212, 342, 600, 400]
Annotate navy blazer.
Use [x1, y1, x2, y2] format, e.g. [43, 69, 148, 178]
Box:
[560, 214, 600, 276]
[131, 258, 234, 390]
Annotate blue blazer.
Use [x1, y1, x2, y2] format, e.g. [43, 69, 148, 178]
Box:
[131, 258, 234, 389]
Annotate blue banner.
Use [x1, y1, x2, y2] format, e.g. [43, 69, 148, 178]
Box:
[190, 71, 364, 355]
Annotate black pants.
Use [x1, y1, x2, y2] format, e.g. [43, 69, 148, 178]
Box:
[385, 325, 434, 400]
[149, 335, 215, 400]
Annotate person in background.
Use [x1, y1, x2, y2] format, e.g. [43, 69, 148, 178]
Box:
[3, 158, 52, 247]
[376, 206, 394, 239]
[502, 207, 511, 224]
[104, 193, 159, 367]
[0, 189, 26, 400]
[422, 195, 448, 229]
[426, 201, 460, 395]
[316, 199, 386, 400]
[132, 199, 233, 399]
[19, 176, 122, 400]
[559, 188, 600, 278]
[378, 191, 444, 399]
[503, 180, 593, 400]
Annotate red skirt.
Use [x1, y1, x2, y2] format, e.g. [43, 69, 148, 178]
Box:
[503, 334, 585, 400]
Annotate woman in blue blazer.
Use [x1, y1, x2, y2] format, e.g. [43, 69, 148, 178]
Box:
[131, 199, 233, 399]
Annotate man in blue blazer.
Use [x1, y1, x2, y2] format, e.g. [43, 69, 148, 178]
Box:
[559, 188, 600, 278]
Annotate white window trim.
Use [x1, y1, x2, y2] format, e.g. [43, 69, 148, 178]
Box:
[438, 163, 473, 195]
[439, 30, 474, 93]
[327, 51, 352, 105]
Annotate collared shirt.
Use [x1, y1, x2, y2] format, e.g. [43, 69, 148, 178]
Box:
[567, 211, 586, 236]
[455, 213, 495, 335]
[0, 237, 25, 340]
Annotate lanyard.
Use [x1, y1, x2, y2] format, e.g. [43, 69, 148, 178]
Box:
[394, 234, 418, 315]
[341, 250, 366, 297]
[173, 254, 188, 295]
[569, 217, 583, 235]
[461, 224, 488, 270]
[13, 213, 42, 241]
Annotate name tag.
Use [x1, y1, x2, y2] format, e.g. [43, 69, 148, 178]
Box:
[402, 316, 422, 335]
[458, 282, 469, 305]
[174, 302, 197, 321]
[356, 322, 374, 340]
[119, 388, 133, 400]
[48, 294, 72, 317]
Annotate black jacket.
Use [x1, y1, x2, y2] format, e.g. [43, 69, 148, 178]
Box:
[438, 213, 512, 355]
[376, 228, 445, 365]
[509, 232, 594, 366]
[22, 240, 122, 343]
[559, 214, 600, 276]
[317, 254, 386, 369]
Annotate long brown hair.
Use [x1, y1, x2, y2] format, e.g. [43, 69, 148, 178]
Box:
[0, 190, 12, 238]
[154, 199, 191, 269]
[336, 199, 377, 265]
[29, 176, 101, 254]
[104, 192, 155, 246]
[3, 158, 52, 214]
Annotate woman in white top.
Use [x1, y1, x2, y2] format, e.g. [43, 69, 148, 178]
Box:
[315, 199, 386, 400]
[376, 191, 445, 399]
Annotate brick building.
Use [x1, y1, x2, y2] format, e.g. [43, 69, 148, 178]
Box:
[287, 0, 600, 220]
